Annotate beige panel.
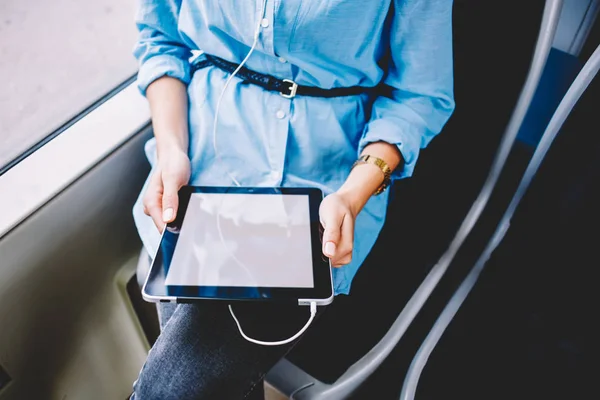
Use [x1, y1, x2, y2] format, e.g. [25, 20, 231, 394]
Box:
[0, 129, 152, 400]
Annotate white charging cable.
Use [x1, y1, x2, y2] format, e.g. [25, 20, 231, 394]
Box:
[212, 0, 318, 346]
[229, 301, 318, 346]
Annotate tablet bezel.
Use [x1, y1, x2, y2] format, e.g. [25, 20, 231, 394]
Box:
[142, 186, 334, 305]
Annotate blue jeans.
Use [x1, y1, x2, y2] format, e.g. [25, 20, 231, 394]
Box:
[131, 301, 325, 399]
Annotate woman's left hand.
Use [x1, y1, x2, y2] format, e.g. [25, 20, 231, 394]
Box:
[319, 192, 357, 267]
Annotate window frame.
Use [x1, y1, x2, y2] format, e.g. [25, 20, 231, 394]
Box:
[0, 78, 151, 239]
[0, 74, 138, 177]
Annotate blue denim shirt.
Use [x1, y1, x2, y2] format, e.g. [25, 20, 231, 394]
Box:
[132, 0, 455, 295]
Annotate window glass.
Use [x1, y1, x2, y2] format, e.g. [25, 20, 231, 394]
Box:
[0, 0, 138, 169]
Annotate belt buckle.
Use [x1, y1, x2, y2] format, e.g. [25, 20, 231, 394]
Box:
[280, 79, 298, 99]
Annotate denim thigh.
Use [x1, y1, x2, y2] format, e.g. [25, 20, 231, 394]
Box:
[132, 301, 321, 400]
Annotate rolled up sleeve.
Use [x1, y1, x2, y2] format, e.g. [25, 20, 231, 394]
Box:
[133, 0, 192, 96]
[359, 0, 455, 179]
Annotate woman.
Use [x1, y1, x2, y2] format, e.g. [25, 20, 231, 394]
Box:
[131, 0, 454, 398]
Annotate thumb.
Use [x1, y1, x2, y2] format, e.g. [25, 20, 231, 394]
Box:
[321, 210, 342, 258]
[161, 178, 181, 223]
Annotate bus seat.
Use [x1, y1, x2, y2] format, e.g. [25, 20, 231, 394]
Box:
[266, 0, 552, 398]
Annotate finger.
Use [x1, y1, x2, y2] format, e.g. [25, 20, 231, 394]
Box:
[144, 173, 165, 231]
[330, 214, 354, 266]
[321, 212, 343, 258]
[145, 194, 164, 232]
[143, 193, 156, 216]
[161, 176, 181, 223]
[340, 213, 355, 253]
[332, 255, 352, 268]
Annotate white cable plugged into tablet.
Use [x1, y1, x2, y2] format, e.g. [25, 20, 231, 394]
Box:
[214, 0, 318, 346]
[229, 302, 317, 346]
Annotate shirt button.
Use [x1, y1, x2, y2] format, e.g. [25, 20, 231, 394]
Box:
[276, 110, 286, 119]
[261, 18, 270, 28]
[278, 57, 287, 63]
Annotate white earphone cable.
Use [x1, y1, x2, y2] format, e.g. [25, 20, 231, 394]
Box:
[214, 0, 318, 346]
[212, 0, 268, 187]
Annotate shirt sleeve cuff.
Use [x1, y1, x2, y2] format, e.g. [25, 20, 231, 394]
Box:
[137, 54, 192, 96]
[358, 117, 422, 180]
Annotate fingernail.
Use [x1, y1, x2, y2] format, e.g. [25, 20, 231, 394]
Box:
[163, 208, 174, 222]
[324, 242, 336, 257]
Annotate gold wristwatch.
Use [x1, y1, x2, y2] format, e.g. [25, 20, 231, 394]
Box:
[351, 154, 392, 195]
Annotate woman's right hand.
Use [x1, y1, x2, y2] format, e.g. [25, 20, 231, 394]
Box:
[143, 147, 191, 232]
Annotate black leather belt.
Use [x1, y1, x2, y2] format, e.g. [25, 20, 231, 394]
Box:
[191, 54, 381, 98]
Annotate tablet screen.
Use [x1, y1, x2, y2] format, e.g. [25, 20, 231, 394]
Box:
[164, 192, 314, 288]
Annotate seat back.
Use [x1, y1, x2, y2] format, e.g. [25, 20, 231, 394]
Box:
[267, 1, 555, 398]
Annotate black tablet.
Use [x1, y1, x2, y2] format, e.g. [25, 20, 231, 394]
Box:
[142, 186, 334, 305]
